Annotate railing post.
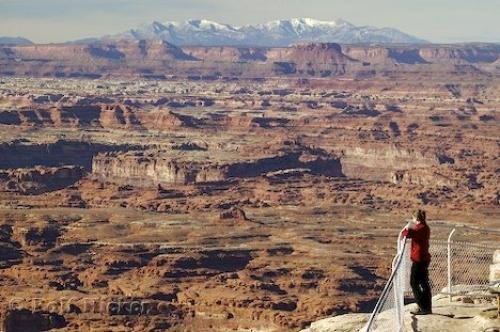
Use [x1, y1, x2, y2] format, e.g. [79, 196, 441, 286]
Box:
[447, 228, 456, 302]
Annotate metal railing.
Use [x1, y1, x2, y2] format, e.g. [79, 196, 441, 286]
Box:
[363, 225, 498, 332]
[363, 226, 410, 332]
[428, 229, 497, 299]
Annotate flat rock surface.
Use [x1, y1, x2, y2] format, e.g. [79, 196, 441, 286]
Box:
[302, 295, 500, 332]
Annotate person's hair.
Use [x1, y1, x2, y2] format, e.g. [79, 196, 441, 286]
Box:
[413, 209, 426, 223]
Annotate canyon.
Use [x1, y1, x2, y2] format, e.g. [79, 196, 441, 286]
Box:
[0, 41, 498, 331]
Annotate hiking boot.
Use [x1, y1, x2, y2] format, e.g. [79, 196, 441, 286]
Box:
[410, 308, 432, 315]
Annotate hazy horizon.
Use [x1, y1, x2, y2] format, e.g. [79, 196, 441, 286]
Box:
[1, 0, 499, 44]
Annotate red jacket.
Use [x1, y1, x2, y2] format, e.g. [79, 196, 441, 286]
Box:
[402, 223, 431, 263]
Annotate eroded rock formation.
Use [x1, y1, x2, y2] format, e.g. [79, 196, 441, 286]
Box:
[0, 60, 498, 331]
[1, 42, 498, 78]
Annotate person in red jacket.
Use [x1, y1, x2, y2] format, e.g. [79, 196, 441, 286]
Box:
[401, 209, 432, 315]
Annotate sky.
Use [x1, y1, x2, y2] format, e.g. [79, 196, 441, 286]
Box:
[0, 0, 499, 44]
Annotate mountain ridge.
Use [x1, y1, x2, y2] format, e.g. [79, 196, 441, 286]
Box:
[106, 18, 428, 46]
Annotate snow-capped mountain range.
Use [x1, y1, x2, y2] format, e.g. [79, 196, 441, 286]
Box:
[108, 18, 427, 46]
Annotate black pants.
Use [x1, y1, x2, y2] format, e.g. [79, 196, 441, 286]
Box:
[410, 261, 432, 312]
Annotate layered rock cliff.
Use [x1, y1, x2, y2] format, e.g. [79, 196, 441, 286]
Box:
[92, 152, 227, 185]
[1, 42, 498, 78]
[340, 146, 438, 183]
[91, 149, 345, 187]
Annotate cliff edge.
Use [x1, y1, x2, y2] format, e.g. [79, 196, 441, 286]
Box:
[301, 294, 499, 332]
